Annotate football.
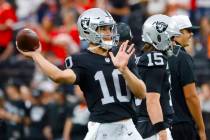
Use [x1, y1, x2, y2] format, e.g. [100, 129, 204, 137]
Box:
[16, 28, 40, 52]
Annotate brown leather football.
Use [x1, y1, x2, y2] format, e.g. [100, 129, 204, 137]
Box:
[16, 28, 40, 52]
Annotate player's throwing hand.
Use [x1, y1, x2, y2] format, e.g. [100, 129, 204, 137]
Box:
[16, 42, 42, 58]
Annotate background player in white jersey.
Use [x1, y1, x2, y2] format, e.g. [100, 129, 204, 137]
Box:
[16, 8, 146, 140]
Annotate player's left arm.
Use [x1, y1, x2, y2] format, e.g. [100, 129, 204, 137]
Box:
[109, 41, 146, 99]
[183, 83, 206, 140]
[180, 56, 206, 140]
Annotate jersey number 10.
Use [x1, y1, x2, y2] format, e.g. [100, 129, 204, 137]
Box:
[94, 69, 131, 105]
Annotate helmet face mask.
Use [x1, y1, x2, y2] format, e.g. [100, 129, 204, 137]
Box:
[142, 14, 181, 55]
[95, 24, 119, 49]
[78, 8, 119, 50]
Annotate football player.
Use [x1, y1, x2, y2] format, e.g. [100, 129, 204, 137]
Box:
[16, 8, 146, 140]
[169, 15, 206, 140]
[134, 14, 180, 140]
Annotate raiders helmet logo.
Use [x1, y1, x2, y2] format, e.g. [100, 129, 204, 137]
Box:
[153, 21, 168, 33]
[81, 18, 90, 30]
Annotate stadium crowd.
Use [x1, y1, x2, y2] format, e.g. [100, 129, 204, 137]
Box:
[0, 0, 210, 140]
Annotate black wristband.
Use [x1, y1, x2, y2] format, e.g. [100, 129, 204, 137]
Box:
[153, 122, 167, 133]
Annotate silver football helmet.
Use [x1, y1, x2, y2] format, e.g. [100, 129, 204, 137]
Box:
[77, 8, 119, 50]
[142, 14, 181, 53]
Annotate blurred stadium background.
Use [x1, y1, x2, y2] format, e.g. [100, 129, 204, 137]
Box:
[0, 0, 210, 140]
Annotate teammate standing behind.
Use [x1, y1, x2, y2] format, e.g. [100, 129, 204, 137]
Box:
[111, 22, 134, 55]
[116, 22, 133, 45]
[16, 8, 146, 140]
[135, 14, 180, 140]
[169, 15, 206, 140]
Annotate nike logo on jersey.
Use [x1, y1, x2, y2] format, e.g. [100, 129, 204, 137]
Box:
[105, 57, 110, 63]
[134, 55, 141, 64]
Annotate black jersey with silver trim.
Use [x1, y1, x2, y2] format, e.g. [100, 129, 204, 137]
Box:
[135, 51, 174, 117]
[65, 49, 138, 123]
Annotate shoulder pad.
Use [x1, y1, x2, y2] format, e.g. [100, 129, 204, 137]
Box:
[65, 51, 88, 69]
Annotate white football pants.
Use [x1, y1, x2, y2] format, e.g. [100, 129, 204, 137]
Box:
[84, 119, 143, 140]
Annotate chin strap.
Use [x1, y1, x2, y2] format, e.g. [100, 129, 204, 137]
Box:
[100, 40, 114, 50]
[95, 39, 117, 50]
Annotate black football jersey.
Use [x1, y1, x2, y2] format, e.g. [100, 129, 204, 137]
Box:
[65, 49, 137, 123]
[135, 51, 174, 118]
[168, 45, 195, 124]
